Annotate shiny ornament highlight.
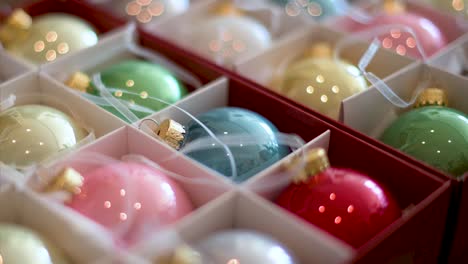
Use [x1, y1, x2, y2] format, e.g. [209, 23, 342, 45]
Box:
[0, 223, 70, 264]
[273, 0, 347, 20]
[276, 148, 401, 248]
[381, 88, 468, 177]
[0, 9, 98, 65]
[277, 43, 368, 120]
[347, 0, 446, 58]
[188, 4, 272, 66]
[426, 0, 468, 19]
[125, 0, 189, 23]
[66, 60, 188, 122]
[194, 230, 296, 264]
[55, 162, 193, 246]
[155, 107, 290, 182]
[0, 105, 87, 169]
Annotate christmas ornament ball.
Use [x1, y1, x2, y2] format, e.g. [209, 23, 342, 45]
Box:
[0, 9, 98, 65]
[182, 107, 290, 182]
[273, 0, 347, 20]
[66, 60, 188, 122]
[381, 89, 468, 177]
[61, 162, 193, 246]
[123, 0, 190, 23]
[276, 148, 401, 248]
[0, 105, 87, 169]
[194, 230, 296, 264]
[347, 1, 446, 58]
[189, 16, 272, 66]
[278, 43, 368, 120]
[0, 223, 70, 264]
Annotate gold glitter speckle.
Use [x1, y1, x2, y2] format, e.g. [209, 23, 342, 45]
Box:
[321, 95, 328, 103]
[335, 216, 342, 224]
[45, 50, 57, 61]
[126, 80, 135, 87]
[331, 85, 340, 94]
[316, 74, 325, 83]
[140, 91, 148, 99]
[306, 86, 314, 94]
[34, 41, 45, 52]
[45, 31, 58, 42]
[57, 42, 69, 54]
[114, 90, 123, 97]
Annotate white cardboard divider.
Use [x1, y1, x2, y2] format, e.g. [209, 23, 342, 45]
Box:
[0, 50, 32, 85]
[143, 0, 309, 67]
[137, 190, 354, 263]
[428, 34, 468, 78]
[342, 63, 468, 138]
[0, 185, 115, 263]
[236, 23, 415, 87]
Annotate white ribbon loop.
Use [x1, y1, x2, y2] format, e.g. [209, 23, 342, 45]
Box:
[0, 94, 16, 111]
[334, 24, 430, 108]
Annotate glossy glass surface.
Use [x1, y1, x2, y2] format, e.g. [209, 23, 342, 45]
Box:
[427, 0, 468, 19]
[87, 60, 188, 122]
[190, 16, 272, 66]
[5, 13, 98, 64]
[0, 224, 70, 264]
[381, 106, 468, 177]
[0, 105, 87, 169]
[67, 162, 193, 246]
[276, 168, 401, 248]
[348, 13, 447, 58]
[184, 107, 290, 182]
[279, 58, 368, 120]
[114, 0, 189, 23]
[195, 230, 296, 264]
[272, 0, 347, 20]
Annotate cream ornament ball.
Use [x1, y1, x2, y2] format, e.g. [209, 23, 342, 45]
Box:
[188, 4, 272, 66]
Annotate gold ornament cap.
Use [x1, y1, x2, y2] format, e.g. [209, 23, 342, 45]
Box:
[155, 245, 202, 264]
[66, 72, 91, 93]
[0, 9, 32, 44]
[213, 2, 244, 16]
[414, 88, 448, 108]
[303, 42, 333, 59]
[155, 119, 186, 150]
[289, 148, 331, 184]
[43, 167, 84, 195]
[383, 0, 406, 14]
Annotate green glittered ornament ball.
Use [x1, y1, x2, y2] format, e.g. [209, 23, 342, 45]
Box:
[66, 59, 188, 123]
[381, 88, 468, 177]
